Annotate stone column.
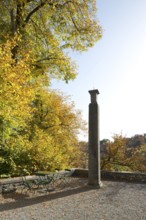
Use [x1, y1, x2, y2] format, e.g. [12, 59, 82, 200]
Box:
[88, 89, 102, 187]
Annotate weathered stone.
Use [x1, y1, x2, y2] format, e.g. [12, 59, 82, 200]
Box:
[72, 169, 146, 183]
[88, 90, 102, 188]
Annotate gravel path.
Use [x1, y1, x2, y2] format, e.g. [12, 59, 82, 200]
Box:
[0, 178, 146, 220]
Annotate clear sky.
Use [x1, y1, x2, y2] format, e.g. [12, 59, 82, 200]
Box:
[52, 0, 146, 141]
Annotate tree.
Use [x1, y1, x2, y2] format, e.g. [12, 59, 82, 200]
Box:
[0, 0, 102, 83]
[28, 89, 86, 169]
[101, 134, 146, 172]
[100, 139, 110, 156]
[101, 135, 130, 171]
[0, 37, 34, 175]
[0, 37, 36, 145]
[0, 40, 86, 175]
[0, 0, 102, 176]
[127, 134, 146, 148]
[76, 141, 88, 168]
[127, 145, 146, 172]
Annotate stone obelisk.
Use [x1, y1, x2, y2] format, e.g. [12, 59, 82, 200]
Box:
[88, 89, 102, 188]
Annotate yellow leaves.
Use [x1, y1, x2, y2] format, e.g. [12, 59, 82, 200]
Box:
[0, 36, 36, 129]
[0, 0, 102, 83]
[19, 88, 86, 171]
[0, 32, 87, 174]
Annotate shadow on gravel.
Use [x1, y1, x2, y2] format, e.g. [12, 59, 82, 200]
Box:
[0, 185, 95, 212]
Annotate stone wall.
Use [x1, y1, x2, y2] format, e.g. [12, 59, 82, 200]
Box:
[72, 168, 146, 183]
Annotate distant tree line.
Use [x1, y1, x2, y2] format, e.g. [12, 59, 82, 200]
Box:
[78, 134, 146, 173]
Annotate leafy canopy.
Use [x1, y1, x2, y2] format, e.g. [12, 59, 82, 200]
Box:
[101, 134, 146, 172]
[0, 0, 102, 82]
[0, 0, 101, 176]
[0, 38, 87, 175]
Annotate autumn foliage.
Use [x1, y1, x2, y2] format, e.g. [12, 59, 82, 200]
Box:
[101, 134, 146, 172]
[0, 0, 102, 177]
[0, 37, 86, 176]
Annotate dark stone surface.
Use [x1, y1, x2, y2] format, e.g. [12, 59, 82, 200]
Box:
[73, 169, 146, 183]
[88, 90, 101, 187]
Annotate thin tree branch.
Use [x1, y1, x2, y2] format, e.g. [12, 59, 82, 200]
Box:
[24, 0, 50, 27]
[24, 0, 73, 27]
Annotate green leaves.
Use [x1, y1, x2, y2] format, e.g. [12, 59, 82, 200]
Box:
[0, 0, 96, 176]
[0, 0, 102, 82]
[0, 40, 86, 174]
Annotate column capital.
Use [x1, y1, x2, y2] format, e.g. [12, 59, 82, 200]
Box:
[89, 89, 99, 103]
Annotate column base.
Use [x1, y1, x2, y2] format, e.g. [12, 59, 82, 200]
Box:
[88, 181, 103, 189]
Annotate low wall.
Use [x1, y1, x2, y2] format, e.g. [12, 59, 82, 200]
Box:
[72, 169, 146, 183]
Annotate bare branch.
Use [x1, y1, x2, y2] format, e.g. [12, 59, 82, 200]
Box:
[24, 0, 73, 27]
[24, 0, 49, 27]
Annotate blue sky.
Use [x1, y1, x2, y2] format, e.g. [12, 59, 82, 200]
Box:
[52, 0, 146, 141]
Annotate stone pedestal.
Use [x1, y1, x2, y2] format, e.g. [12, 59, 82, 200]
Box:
[88, 90, 102, 188]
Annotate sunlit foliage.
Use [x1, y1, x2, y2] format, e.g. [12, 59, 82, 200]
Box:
[101, 134, 146, 172]
[0, 0, 101, 176]
[0, 38, 86, 176]
[0, 0, 102, 82]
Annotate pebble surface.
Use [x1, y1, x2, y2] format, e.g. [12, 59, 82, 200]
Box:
[0, 178, 146, 220]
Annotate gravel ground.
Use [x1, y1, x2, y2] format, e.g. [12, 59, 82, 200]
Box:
[0, 178, 146, 220]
